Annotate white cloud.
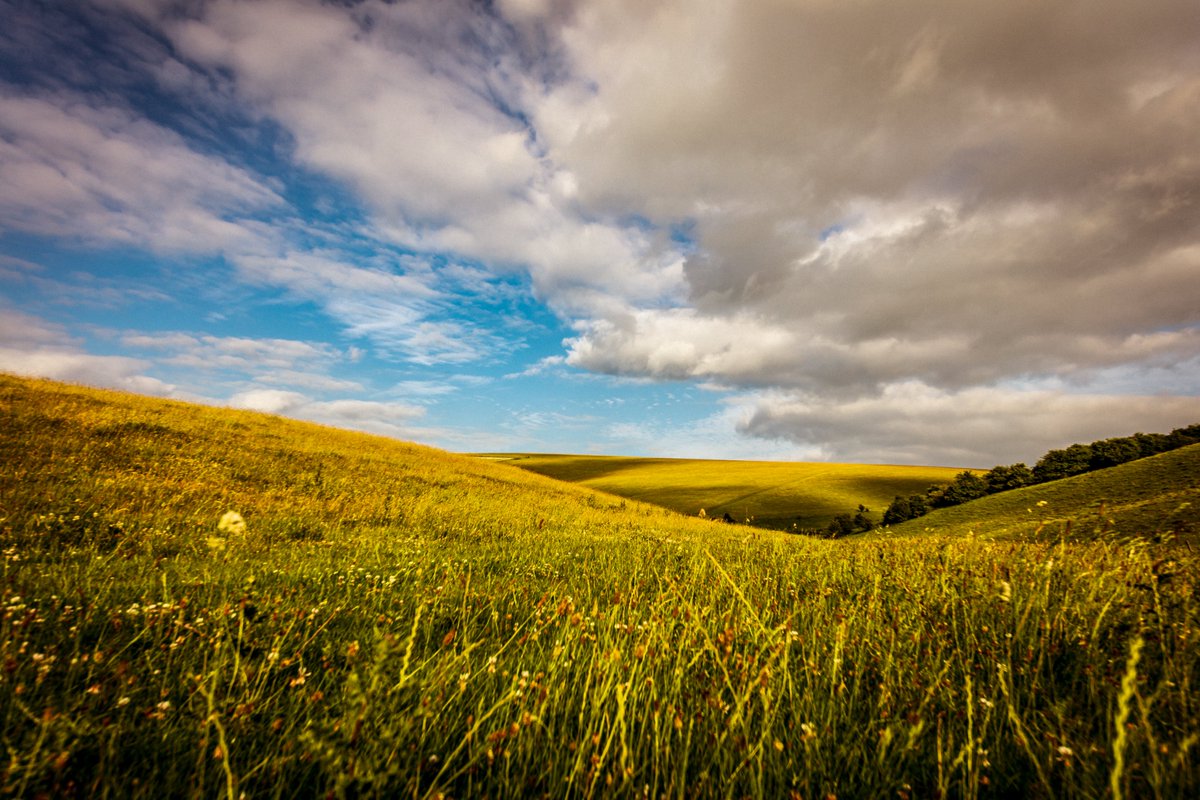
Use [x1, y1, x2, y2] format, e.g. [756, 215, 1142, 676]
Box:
[534, 2, 1200, 378]
[0, 83, 522, 368]
[229, 388, 306, 416]
[0, 91, 281, 253]
[505, 355, 566, 379]
[160, 0, 688, 318]
[601, 403, 813, 462]
[0, 309, 176, 396]
[229, 388, 426, 439]
[117, 329, 380, 396]
[122, 332, 343, 372]
[153, 0, 1199, 406]
[391, 380, 459, 398]
[739, 383, 1200, 467]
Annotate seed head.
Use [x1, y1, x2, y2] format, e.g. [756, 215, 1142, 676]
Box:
[217, 511, 246, 536]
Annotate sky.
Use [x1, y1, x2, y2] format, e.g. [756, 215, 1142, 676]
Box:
[1, 0, 1198, 467]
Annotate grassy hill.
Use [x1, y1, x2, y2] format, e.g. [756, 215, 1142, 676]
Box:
[0, 375, 701, 556]
[483, 453, 967, 530]
[1, 373, 1197, 798]
[884, 443, 1200, 541]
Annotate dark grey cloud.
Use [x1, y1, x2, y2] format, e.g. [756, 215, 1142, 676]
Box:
[535, 0, 1200, 458]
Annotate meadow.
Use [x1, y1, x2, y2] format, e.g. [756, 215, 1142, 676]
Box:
[883, 444, 1200, 544]
[486, 454, 966, 530]
[1, 373, 1197, 798]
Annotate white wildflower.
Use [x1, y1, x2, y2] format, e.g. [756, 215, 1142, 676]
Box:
[217, 511, 246, 536]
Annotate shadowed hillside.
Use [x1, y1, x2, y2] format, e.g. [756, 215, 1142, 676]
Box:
[485, 453, 967, 529]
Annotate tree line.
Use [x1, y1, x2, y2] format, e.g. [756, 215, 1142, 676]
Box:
[878, 423, 1200, 527]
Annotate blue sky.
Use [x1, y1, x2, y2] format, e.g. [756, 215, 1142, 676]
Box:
[1, 0, 1198, 466]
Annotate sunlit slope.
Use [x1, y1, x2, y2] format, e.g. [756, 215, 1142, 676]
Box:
[884, 443, 1200, 540]
[487, 453, 967, 529]
[3, 374, 1199, 797]
[0, 374, 720, 549]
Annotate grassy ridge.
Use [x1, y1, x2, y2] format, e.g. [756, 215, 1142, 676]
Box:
[487, 454, 967, 529]
[885, 444, 1200, 541]
[1, 373, 1198, 798]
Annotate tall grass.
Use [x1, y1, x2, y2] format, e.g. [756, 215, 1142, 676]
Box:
[1, 374, 1197, 797]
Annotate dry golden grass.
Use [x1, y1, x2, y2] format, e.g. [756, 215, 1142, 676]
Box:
[1, 373, 1197, 798]
[486, 453, 967, 529]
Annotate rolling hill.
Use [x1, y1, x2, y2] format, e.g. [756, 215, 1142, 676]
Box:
[1, 372, 1197, 798]
[883, 441, 1200, 541]
[0, 373, 711, 554]
[483, 453, 968, 529]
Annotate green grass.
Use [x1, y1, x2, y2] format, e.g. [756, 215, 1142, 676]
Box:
[484, 454, 967, 530]
[884, 444, 1200, 542]
[2, 373, 1198, 798]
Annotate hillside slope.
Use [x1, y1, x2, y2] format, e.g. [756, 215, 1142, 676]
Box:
[0, 374, 723, 553]
[883, 442, 1200, 540]
[486, 453, 967, 529]
[1, 373, 1197, 798]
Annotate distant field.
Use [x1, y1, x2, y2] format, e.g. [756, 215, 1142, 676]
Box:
[885, 442, 1200, 541]
[482, 453, 969, 529]
[2, 373, 1197, 798]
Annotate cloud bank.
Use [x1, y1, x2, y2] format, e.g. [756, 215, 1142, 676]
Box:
[1, 0, 1196, 463]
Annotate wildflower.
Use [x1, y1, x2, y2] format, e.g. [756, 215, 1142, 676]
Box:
[997, 581, 1012, 603]
[217, 511, 246, 537]
[117, 696, 131, 707]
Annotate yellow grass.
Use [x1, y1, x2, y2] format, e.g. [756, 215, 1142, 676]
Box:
[485, 453, 968, 529]
[2, 373, 1197, 798]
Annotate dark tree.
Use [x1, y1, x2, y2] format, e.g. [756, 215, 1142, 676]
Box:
[826, 510, 874, 537]
[882, 494, 931, 525]
[984, 463, 1033, 494]
[852, 511, 874, 532]
[882, 496, 913, 525]
[1032, 444, 1093, 483]
[937, 470, 989, 507]
[1089, 437, 1142, 470]
[1133, 432, 1172, 458]
[826, 514, 856, 538]
[1168, 424, 1200, 448]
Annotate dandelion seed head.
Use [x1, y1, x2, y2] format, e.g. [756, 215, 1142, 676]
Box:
[217, 511, 246, 536]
